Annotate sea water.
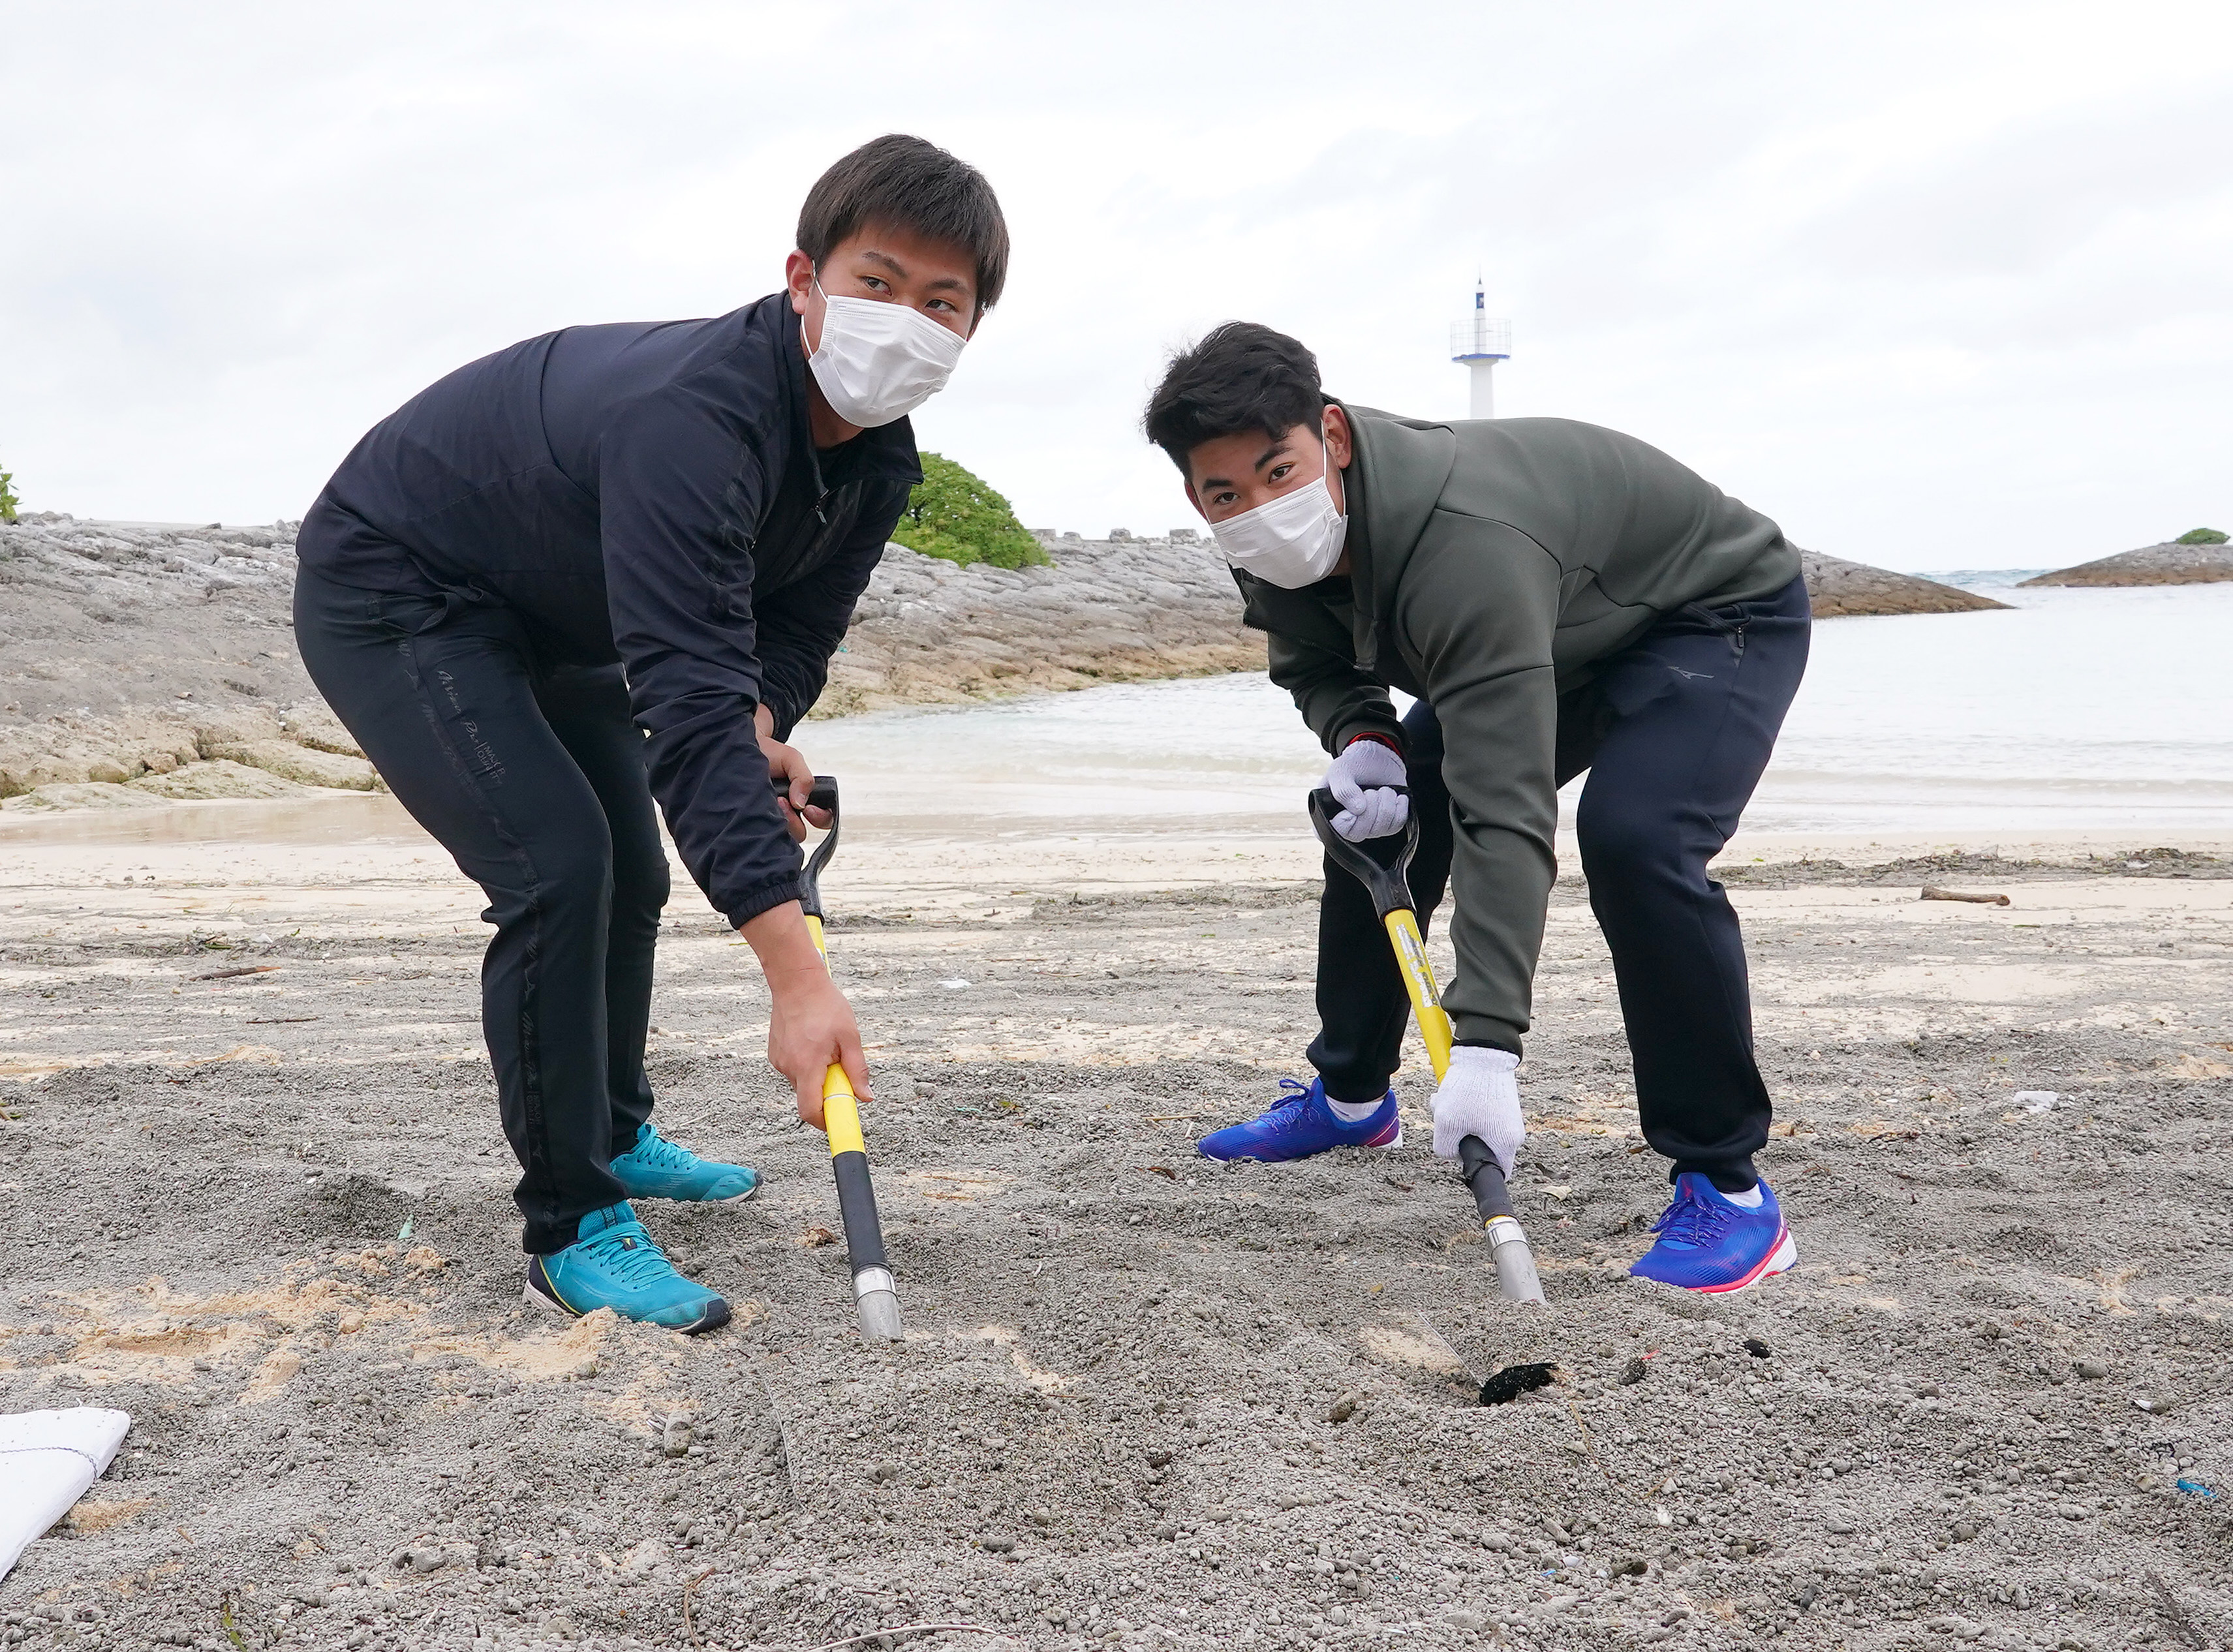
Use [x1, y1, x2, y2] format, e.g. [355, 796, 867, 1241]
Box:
[801, 576, 2233, 837]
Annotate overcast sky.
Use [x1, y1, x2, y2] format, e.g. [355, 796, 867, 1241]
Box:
[4, 1, 2228, 570]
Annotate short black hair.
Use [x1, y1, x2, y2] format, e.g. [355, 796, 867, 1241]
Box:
[1144, 322, 1325, 476]
[797, 134, 1009, 312]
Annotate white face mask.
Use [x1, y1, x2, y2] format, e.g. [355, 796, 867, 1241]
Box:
[803, 279, 968, 428]
[1204, 438, 1349, 589]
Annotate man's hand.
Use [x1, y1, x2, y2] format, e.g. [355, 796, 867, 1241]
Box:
[1429, 1047, 1524, 1171]
[1323, 735, 1409, 842]
[740, 900, 870, 1127]
[755, 703, 833, 842]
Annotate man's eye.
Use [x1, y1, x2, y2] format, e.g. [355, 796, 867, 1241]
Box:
[861, 276, 889, 291]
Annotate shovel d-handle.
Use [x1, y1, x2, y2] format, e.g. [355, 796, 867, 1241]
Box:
[788, 776, 902, 1341]
[1306, 787, 1417, 922]
[773, 773, 841, 921]
[1306, 791, 1456, 1081]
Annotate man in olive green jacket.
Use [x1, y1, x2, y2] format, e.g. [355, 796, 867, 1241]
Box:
[1145, 322, 1810, 1293]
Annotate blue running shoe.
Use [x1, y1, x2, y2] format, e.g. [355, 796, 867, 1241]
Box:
[1629, 1173, 1796, 1294]
[609, 1121, 759, 1203]
[1197, 1077, 1403, 1163]
[525, 1203, 731, 1334]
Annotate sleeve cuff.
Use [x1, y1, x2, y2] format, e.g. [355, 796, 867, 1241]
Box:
[723, 874, 808, 931]
[1453, 1029, 1524, 1059]
[1326, 712, 1406, 757]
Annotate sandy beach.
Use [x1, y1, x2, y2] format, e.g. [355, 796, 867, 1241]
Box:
[3, 793, 2229, 1651]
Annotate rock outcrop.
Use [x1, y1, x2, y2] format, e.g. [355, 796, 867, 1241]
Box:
[818, 535, 1261, 716]
[2018, 540, 2233, 588]
[0, 516, 378, 808]
[0, 515, 2009, 809]
[1796, 547, 2007, 617]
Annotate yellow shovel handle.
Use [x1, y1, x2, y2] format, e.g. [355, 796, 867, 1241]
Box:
[1383, 909, 1453, 1083]
[822, 1065, 865, 1156]
[799, 910, 899, 1337]
[801, 915, 865, 1156]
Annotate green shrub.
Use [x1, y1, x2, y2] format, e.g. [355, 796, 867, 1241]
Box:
[890, 452, 1048, 570]
[0, 465, 17, 523]
[2174, 526, 2227, 545]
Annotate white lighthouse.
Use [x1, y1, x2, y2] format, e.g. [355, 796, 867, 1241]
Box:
[1449, 280, 1511, 420]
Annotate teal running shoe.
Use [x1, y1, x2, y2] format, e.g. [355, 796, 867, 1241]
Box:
[525, 1202, 731, 1334]
[609, 1121, 760, 1203]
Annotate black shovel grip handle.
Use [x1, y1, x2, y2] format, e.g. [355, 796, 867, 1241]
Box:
[769, 773, 839, 815]
[771, 774, 841, 919]
[1306, 787, 1419, 923]
[1458, 1135, 1515, 1223]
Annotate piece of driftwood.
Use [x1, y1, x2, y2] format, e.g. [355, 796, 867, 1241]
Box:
[1919, 887, 2010, 906]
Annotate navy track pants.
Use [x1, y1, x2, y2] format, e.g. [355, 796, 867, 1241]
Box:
[294, 566, 668, 1252]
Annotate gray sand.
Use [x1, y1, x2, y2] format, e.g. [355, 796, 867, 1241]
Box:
[3, 820, 2230, 1651]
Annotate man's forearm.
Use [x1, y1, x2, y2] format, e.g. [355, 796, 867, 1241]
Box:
[740, 899, 825, 987]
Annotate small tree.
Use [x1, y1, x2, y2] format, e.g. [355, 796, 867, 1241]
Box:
[0, 465, 18, 523]
[890, 452, 1049, 569]
[2174, 526, 2228, 545]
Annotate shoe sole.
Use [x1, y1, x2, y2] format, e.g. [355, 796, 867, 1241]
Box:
[611, 1174, 762, 1204]
[1689, 1225, 1798, 1295]
[626, 1183, 762, 1204]
[523, 1267, 733, 1336]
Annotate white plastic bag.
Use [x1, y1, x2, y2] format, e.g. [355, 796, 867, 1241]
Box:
[0, 1408, 132, 1580]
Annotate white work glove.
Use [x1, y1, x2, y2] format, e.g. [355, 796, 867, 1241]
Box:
[1323, 737, 1409, 842]
[1430, 1046, 1524, 1172]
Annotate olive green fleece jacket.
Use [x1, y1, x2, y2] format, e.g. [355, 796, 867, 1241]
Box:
[1236, 406, 1800, 1053]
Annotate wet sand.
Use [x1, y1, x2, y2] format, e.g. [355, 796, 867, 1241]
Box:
[3, 797, 2230, 1650]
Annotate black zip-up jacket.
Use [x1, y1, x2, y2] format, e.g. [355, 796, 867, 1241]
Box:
[297, 292, 919, 929]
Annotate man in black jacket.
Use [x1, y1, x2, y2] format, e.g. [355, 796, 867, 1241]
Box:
[294, 135, 1006, 1331]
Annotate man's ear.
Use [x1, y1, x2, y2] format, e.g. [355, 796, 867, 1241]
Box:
[1323, 403, 1355, 469]
[1182, 478, 1207, 521]
[784, 249, 815, 315]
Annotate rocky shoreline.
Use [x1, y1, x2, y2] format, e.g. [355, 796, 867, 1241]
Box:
[1794, 546, 2007, 617]
[1, 515, 2001, 810]
[2020, 539, 2233, 587]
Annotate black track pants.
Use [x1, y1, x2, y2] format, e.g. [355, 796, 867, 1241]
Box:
[294, 567, 670, 1252]
[1309, 575, 1811, 1191]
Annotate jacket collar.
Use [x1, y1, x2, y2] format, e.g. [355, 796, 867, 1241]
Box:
[1334, 401, 1455, 678]
[1338, 401, 1453, 611]
[769, 294, 925, 500]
